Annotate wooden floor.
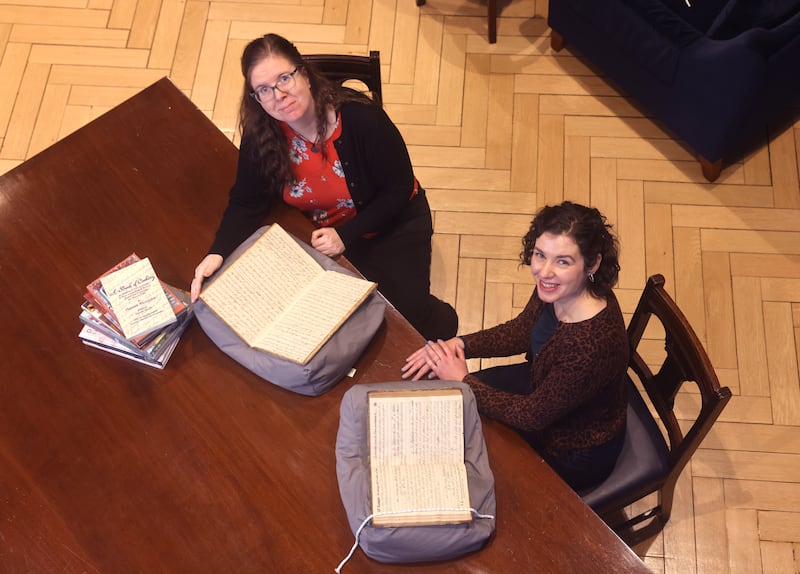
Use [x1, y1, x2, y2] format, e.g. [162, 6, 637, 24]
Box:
[2, 1, 800, 572]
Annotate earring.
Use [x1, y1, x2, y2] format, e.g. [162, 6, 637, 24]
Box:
[588, 272, 595, 283]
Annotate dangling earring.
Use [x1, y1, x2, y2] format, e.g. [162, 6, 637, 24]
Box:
[588, 272, 595, 283]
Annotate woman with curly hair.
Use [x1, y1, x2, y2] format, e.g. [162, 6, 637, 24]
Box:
[402, 201, 628, 490]
[191, 33, 457, 341]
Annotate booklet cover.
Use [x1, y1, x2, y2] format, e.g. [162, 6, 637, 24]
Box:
[100, 257, 177, 340]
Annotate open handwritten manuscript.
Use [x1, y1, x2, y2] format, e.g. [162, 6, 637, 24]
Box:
[199, 224, 376, 365]
[368, 388, 472, 527]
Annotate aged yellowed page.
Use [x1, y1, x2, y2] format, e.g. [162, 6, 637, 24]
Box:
[368, 389, 472, 527]
[200, 224, 321, 342]
[200, 224, 376, 364]
[254, 270, 376, 363]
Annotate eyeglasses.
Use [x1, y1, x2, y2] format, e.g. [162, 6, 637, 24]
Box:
[250, 67, 301, 103]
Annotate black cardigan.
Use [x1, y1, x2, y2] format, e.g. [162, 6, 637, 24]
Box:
[209, 101, 418, 258]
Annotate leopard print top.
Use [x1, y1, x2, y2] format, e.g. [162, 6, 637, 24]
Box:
[461, 290, 628, 458]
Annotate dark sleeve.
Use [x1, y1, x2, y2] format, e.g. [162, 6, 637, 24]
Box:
[464, 349, 600, 432]
[464, 305, 628, 432]
[460, 291, 541, 359]
[208, 135, 275, 258]
[334, 104, 418, 246]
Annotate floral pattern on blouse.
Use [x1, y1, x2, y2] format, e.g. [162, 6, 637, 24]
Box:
[281, 114, 356, 227]
[289, 178, 311, 198]
[289, 137, 310, 164]
[311, 209, 328, 224]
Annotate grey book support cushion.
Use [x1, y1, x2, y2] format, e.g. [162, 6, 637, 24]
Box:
[194, 225, 386, 396]
[336, 380, 496, 563]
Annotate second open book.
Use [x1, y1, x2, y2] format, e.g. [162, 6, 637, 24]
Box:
[199, 224, 376, 365]
[368, 388, 472, 527]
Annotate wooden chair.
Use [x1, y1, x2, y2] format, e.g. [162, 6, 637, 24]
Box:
[416, 0, 499, 44]
[578, 274, 732, 545]
[304, 51, 383, 107]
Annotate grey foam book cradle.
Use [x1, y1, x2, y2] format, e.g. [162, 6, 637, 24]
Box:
[194, 225, 386, 396]
[335, 380, 496, 563]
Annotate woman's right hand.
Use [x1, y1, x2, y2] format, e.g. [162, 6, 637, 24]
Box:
[190, 254, 223, 302]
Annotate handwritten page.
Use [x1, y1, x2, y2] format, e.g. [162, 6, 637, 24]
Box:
[200, 224, 376, 364]
[368, 389, 472, 527]
[100, 257, 177, 339]
[255, 270, 376, 364]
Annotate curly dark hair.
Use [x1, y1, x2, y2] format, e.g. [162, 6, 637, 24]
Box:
[520, 201, 621, 298]
[238, 34, 373, 197]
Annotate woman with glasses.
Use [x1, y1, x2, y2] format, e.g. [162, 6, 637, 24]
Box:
[401, 202, 628, 491]
[190, 33, 458, 341]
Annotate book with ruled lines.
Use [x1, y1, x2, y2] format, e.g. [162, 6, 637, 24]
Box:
[368, 388, 472, 527]
[199, 223, 376, 365]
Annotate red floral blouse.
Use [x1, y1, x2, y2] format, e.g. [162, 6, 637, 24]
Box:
[280, 114, 356, 228]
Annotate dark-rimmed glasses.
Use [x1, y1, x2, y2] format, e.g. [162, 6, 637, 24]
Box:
[250, 67, 301, 103]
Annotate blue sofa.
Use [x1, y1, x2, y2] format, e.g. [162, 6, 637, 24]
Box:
[548, 0, 800, 181]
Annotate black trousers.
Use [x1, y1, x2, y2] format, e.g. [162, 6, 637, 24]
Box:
[345, 192, 458, 341]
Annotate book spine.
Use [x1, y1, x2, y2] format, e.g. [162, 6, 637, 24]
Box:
[79, 312, 144, 356]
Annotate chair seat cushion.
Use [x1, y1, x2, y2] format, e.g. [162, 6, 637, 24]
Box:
[560, 0, 702, 85]
[709, 0, 800, 39]
[579, 378, 670, 515]
[626, 0, 728, 36]
[656, 0, 732, 33]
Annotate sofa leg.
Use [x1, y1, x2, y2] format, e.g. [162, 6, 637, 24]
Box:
[551, 30, 565, 52]
[488, 0, 497, 43]
[699, 156, 722, 182]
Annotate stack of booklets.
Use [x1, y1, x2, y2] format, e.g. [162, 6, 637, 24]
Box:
[78, 253, 193, 369]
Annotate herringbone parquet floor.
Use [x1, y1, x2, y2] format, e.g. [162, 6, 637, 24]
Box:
[2, 1, 799, 572]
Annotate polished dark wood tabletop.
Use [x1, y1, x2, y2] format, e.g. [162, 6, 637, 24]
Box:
[0, 78, 650, 573]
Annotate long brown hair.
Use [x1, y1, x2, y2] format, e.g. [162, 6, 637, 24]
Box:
[238, 34, 372, 196]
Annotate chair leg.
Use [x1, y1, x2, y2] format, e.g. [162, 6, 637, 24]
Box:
[699, 155, 722, 182]
[618, 513, 666, 547]
[551, 30, 565, 52]
[488, 0, 497, 44]
[611, 483, 678, 546]
[416, 0, 425, 6]
[658, 478, 677, 524]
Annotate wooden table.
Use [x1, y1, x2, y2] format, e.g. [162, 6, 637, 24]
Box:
[0, 78, 650, 573]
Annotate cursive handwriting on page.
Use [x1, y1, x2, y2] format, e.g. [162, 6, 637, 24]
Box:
[200, 224, 375, 364]
[255, 269, 376, 363]
[368, 389, 472, 527]
[200, 224, 322, 343]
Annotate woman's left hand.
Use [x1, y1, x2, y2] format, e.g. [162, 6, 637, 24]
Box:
[311, 227, 345, 257]
[403, 339, 469, 382]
